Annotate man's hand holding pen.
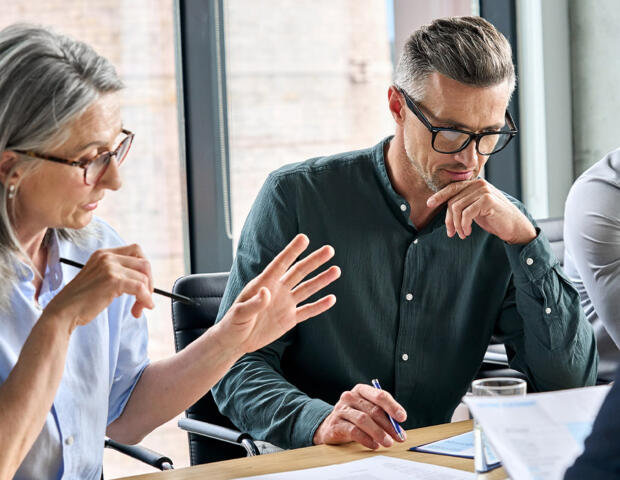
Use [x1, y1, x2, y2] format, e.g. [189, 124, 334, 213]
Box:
[312, 383, 407, 450]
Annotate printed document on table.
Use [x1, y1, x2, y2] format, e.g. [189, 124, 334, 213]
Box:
[465, 385, 610, 480]
[410, 430, 500, 467]
[234, 455, 475, 479]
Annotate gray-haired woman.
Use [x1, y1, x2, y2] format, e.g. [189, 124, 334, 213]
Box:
[0, 24, 340, 479]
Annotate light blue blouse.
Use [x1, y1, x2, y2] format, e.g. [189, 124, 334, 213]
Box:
[0, 217, 149, 479]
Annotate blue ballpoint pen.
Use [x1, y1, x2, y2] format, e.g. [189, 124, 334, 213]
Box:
[371, 378, 405, 441]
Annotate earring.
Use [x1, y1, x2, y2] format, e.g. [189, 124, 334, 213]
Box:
[7, 184, 15, 199]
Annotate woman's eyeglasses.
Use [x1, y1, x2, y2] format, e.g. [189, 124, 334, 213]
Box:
[14, 129, 134, 185]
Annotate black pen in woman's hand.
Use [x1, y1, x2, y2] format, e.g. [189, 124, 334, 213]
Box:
[59, 257, 199, 306]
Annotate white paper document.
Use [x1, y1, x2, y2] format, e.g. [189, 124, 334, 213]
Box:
[234, 455, 475, 479]
[465, 385, 611, 480]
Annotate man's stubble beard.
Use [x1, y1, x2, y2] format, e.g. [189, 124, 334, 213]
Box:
[403, 141, 444, 193]
[403, 139, 480, 193]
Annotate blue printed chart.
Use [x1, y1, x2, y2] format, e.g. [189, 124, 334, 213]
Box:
[410, 431, 500, 469]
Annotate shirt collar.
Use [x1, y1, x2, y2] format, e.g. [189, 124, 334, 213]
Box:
[45, 229, 65, 292]
[14, 229, 64, 289]
[372, 136, 447, 234]
[45, 229, 60, 266]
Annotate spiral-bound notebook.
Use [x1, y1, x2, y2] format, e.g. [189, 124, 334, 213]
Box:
[409, 430, 501, 472]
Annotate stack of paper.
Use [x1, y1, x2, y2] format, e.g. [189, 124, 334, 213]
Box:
[235, 455, 474, 479]
[464, 385, 610, 480]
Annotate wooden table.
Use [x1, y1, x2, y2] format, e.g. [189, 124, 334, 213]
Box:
[119, 420, 507, 479]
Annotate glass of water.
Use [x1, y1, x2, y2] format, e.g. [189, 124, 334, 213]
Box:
[471, 377, 527, 477]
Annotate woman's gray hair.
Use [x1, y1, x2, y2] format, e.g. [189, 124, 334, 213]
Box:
[0, 24, 123, 311]
[394, 16, 516, 101]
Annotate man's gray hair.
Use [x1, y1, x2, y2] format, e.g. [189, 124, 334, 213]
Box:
[0, 24, 123, 311]
[394, 16, 516, 101]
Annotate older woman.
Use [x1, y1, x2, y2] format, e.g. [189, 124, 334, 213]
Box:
[0, 24, 341, 479]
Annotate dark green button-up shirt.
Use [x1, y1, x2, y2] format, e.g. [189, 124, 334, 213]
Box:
[213, 137, 597, 449]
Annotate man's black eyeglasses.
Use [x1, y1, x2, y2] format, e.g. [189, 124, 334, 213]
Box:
[396, 87, 518, 156]
[14, 129, 134, 185]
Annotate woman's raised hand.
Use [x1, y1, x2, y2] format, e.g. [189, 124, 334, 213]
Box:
[44, 244, 154, 331]
[217, 234, 340, 355]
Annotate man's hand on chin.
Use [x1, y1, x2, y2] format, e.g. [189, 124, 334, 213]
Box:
[427, 179, 537, 244]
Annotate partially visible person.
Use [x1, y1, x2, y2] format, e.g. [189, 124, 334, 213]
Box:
[564, 149, 620, 381]
[212, 16, 597, 452]
[564, 365, 620, 479]
[0, 24, 341, 479]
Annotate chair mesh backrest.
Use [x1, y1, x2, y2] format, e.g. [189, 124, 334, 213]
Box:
[536, 217, 564, 266]
[171, 272, 247, 465]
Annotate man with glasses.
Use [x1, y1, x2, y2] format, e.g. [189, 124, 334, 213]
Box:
[213, 16, 597, 451]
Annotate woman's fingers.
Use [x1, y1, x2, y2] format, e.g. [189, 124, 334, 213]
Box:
[231, 235, 339, 334]
[102, 265, 154, 318]
[110, 255, 153, 291]
[296, 294, 337, 323]
[260, 234, 310, 282]
[291, 266, 341, 303]
[80, 247, 155, 315]
[118, 267, 155, 310]
[280, 245, 335, 289]
[106, 244, 153, 292]
[110, 243, 149, 260]
[130, 302, 145, 319]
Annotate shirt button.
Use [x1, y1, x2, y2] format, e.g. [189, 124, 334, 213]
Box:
[400, 204, 407, 212]
[402, 353, 409, 361]
[405, 293, 413, 301]
[526, 257, 534, 266]
[545, 307, 552, 315]
[413, 239, 419, 244]
[65, 435, 74, 446]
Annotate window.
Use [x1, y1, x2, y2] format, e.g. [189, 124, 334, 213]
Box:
[223, 0, 476, 248]
[223, 1, 396, 247]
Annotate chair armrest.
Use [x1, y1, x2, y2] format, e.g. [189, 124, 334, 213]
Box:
[104, 438, 173, 470]
[478, 344, 529, 390]
[178, 417, 260, 456]
[483, 350, 509, 366]
[483, 343, 509, 366]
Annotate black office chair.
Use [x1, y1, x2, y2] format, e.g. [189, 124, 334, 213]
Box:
[171, 272, 261, 465]
[479, 217, 565, 382]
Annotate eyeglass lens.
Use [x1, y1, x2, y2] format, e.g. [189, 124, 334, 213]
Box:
[85, 135, 132, 185]
[433, 130, 512, 155]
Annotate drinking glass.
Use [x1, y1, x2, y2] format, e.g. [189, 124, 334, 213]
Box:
[471, 377, 527, 478]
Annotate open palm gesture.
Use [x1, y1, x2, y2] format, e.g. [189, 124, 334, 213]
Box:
[218, 234, 340, 355]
